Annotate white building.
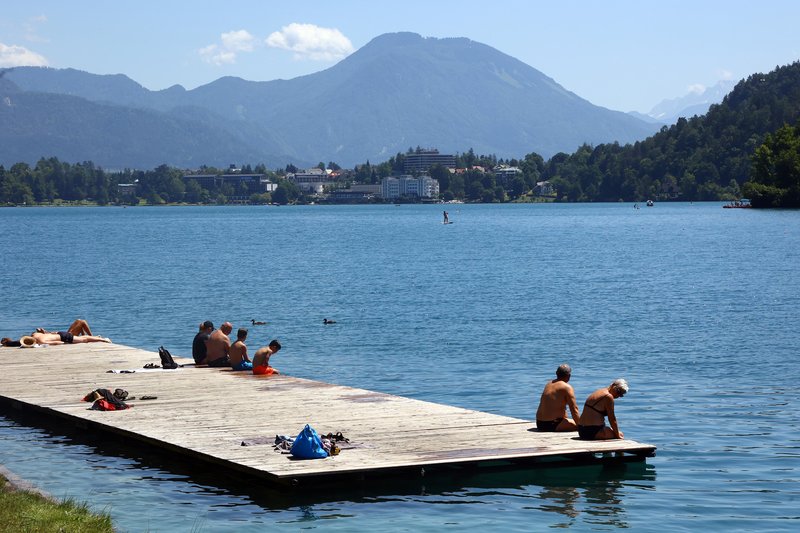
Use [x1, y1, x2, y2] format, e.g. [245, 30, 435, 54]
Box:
[288, 168, 335, 193]
[381, 175, 440, 199]
[494, 165, 522, 184]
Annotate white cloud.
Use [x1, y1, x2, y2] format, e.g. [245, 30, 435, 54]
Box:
[221, 30, 255, 52]
[266, 23, 354, 61]
[717, 69, 733, 81]
[687, 83, 706, 95]
[199, 29, 256, 66]
[0, 43, 48, 67]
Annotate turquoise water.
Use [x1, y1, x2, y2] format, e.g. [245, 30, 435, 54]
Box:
[0, 203, 798, 531]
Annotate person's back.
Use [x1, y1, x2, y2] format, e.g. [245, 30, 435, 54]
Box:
[192, 321, 213, 365]
[535, 363, 580, 432]
[577, 378, 628, 440]
[206, 321, 232, 367]
[229, 328, 252, 371]
[252, 340, 282, 375]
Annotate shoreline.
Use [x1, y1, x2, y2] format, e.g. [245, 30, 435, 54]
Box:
[0, 464, 54, 501]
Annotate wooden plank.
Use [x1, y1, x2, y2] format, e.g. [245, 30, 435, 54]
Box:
[0, 342, 656, 483]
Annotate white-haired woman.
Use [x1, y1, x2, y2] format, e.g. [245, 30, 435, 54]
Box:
[577, 378, 629, 440]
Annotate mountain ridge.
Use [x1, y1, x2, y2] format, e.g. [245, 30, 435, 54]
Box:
[2, 32, 659, 168]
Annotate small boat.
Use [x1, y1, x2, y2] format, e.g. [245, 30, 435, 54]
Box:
[723, 199, 752, 208]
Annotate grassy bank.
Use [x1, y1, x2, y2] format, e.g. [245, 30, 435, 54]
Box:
[0, 472, 114, 532]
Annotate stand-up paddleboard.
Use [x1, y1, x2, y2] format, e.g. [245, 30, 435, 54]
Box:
[443, 221, 454, 224]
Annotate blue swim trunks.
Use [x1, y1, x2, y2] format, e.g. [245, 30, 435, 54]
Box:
[232, 360, 253, 371]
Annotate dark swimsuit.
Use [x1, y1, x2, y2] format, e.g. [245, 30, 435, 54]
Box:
[578, 397, 607, 440]
[57, 331, 74, 344]
[536, 418, 564, 432]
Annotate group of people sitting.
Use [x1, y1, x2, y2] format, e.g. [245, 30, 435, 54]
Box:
[192, 320, 282, 375]
[535, 363, 629, 440]
[1, 319, 112, 347]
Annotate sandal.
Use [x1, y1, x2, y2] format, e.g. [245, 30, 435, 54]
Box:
[143, 363, 159, 369]
[140, 395, 158, 400]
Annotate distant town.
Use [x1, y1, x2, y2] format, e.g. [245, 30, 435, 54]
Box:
[1, 147, 555, 206]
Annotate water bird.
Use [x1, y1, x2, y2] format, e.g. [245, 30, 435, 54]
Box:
[323, 318, 337, 325]
[251, 319, 267, 325]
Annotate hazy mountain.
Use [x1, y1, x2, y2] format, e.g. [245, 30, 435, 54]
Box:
[0, 77, 294, 169]
[645, 80, 736, 123]
[3, 32, 660, 168]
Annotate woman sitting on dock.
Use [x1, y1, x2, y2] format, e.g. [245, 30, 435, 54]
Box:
[577, 378, 628, 440]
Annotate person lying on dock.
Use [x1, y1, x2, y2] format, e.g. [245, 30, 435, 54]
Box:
[535, 363, 581, 431]
[229, 328, 253, 371]
[192, 320, 214, 364]
[30, 331, 112, 345]
[252, 340, 282, 375]
[205, 321, 233, 367]
[2, 319, 111, 346]
[577, 378, 628, 440]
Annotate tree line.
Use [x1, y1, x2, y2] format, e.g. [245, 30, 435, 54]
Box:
[2, 61, 799, 206]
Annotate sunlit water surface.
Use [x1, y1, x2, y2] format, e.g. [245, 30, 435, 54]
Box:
[1, 203, 798, 531]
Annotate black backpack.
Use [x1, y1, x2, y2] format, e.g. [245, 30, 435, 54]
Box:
[158, 346, 179, 369]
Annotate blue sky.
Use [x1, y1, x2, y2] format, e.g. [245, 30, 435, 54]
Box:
[2, 0, 799, 113]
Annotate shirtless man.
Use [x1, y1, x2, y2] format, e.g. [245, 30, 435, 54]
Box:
[5, 319, 111, 345]
[535, 363, 581, 432]
[252, 340, 282, 375]
[205, 321, 232, 367]
[577, 378, 628, 440]
[229, 328, 253, 371]
[31, 330, 111, 345]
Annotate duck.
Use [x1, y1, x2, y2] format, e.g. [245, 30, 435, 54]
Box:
[251, 319, 267, 325]
[323, 318, 337, 325]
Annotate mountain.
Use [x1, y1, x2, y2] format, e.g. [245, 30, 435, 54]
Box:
[645, 80, 736, 123]
[2, 32, 660, 168]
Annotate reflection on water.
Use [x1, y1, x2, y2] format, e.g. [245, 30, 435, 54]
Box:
[0, 409, 655, 531]
[1, 203, 798, 531]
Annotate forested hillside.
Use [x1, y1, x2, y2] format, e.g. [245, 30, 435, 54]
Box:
[540, 61, 800, 202]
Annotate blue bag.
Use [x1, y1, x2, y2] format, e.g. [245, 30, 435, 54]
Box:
[290, 424, 329, 459]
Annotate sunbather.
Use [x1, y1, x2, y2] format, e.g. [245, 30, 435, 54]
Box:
[2, 319, 111, 346]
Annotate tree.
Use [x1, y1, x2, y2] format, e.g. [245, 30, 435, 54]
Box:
[272, 185, 289, 205]
[744, 123, 800, 206]
[185, 179, 204, 204]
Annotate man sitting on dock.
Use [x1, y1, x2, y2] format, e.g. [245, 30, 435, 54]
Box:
[535, 363, 581, 432]
[192, 320, 214, 364]
[252, 340, 282, 375]
[229, 328, 253, 371]
[205, 321, 233, 367]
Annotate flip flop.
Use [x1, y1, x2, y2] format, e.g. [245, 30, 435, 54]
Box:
[143, 363, 159, 369]
[140, 395, 158, 400]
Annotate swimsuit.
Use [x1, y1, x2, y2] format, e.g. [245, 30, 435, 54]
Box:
[585, 397, 608, 416]
[578, 425, 605, 440]
[232, 360, 253, 371]
[577, 397, 608, 440]
[57, 331, 74, 344]
[253, 365, 276, 375]
[536, 418, 564, 432]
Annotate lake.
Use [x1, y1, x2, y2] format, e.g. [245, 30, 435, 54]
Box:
[1, 203, 798, 531]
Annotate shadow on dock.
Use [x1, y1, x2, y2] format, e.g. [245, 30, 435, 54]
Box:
[1, 405, 656, 511]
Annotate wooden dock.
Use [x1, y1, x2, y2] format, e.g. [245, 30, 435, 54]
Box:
[0, 343, 655, 486]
